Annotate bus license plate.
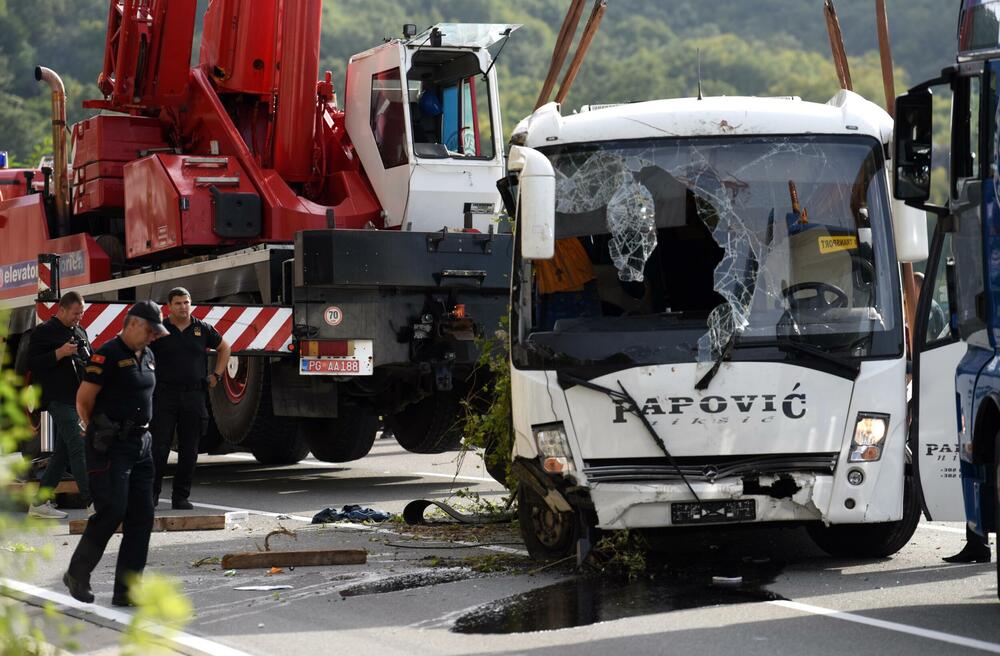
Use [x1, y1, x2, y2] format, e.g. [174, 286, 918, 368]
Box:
[300, 358, 362, 375]
[671, 499, 756, 525]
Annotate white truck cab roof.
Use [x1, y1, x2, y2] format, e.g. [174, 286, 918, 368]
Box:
[512, 90, 894, 150]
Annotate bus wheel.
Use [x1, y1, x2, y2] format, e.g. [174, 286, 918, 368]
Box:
[807, 472, 921, 558]
[518, 485, 578, 560]
[386, 391, 464, 454]
[301, 404, 378, 463]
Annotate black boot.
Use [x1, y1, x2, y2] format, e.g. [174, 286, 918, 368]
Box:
[944, 528, 992, 563]
[172, 498, 193, 510]
[943, 542, 992, 563]
[111, 595, 136, 607]
[63, 571, 94, 603]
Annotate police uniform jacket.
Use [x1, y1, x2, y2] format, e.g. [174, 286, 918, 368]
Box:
[84, 336, 156, 426]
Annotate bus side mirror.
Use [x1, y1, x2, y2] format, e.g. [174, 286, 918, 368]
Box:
[508, 146, 555, 260]
[893, 90, 934, 203]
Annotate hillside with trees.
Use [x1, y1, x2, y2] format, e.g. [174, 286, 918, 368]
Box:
[0, 0, 957, 164]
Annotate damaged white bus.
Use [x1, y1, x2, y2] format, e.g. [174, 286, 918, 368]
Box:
[505, 91, 929, 560]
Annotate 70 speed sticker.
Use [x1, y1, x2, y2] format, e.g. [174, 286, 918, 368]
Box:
[324, 306, 344, 326]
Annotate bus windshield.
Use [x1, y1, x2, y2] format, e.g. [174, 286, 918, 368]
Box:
[513, 135, 902, 373]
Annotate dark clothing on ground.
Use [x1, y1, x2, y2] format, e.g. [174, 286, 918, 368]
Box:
[27, 316, 90, 409]
[38, 401, 91, 505]
[152, 385, 208, 503]
[150, 317, 221, 504]
[68, 336, 156, 600]
[84, 337, 157, 425]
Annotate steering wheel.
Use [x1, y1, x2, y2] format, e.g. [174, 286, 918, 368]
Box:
[783, 282, 849, 311]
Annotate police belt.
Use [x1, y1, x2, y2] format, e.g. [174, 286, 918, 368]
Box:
[87, 414, 149, 452]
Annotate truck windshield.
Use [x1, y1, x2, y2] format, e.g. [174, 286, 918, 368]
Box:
[513, 135, 902, 374]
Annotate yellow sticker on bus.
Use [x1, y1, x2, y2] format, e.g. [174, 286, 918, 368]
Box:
[818, 236, 858, 254]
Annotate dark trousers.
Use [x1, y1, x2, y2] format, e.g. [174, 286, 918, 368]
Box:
[68, 432, 154, 598]
[151, 385, 207, 502]
[38, 401, 91, 505]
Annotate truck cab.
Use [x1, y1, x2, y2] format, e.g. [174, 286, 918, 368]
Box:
[508, 92, 929, 560]
[346, 23, 517, 232]
[896, 0, 1000, 587]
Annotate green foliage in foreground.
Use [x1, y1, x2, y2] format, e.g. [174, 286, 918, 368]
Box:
[0, 321, 192, 654]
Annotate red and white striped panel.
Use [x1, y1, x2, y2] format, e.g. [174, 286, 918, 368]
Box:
[35, 303, 294, 354]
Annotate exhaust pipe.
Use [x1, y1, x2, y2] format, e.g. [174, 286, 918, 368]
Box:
[35, 66, 70, 234]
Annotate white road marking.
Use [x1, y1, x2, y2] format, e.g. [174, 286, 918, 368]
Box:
[169, 499, 528, 556]
[0, 577, 254, 656]
[208, 453, 500, 484]
[916, 523, 967, 535]
[770, 599, 1000, 653]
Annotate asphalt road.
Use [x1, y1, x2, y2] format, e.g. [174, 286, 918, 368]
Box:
[4, 438, 1000, 656]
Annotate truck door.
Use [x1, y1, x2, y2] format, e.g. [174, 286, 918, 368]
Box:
[912, 223, 967, 520]
[345, 43, 414, 227]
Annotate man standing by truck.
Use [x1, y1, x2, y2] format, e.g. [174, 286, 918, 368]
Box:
[150, 288, 231, 510]
[26, 291, 92, 518]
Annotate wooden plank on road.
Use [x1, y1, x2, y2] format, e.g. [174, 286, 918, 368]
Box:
[69, 514, 225, 535]
[221, 549, 367, 569]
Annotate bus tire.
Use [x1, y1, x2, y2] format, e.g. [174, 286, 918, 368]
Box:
[386, 391, 464, 454]
[301, 409, 378, 463]
[518, 485, 578, 560]
[807, 472, 921, 558]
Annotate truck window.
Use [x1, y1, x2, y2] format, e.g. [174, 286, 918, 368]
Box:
[370, 68, 409, 169]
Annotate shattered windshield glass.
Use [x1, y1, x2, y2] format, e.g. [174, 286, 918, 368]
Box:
[515, 135, 902, 371]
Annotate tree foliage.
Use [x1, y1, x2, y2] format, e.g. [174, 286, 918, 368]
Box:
[0, 0, 958, 163]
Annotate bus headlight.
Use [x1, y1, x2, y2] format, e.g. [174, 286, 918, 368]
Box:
[849, 413, 890, 462]
[532, 423, 575, 475]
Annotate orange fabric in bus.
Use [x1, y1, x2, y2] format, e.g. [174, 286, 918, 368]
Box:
[536, 238, 595, 294]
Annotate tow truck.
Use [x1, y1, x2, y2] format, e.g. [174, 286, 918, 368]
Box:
[0, 1, 517, 465]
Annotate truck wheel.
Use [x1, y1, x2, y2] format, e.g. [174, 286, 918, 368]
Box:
[250, 432, 311, 465]
[518, 485, 578, 560]
[300, 405, 379, 463]
[807, 472, 921, 558]
[209, 357, 298, 454]
[386, 391, 464, 454]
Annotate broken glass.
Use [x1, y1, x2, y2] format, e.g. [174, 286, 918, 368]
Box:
[544, 135, 897, 365]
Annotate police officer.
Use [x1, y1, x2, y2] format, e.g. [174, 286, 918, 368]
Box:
[25, 291, 93, 518]
[63, 301, 167, 606]
[151, 287, 230, 510]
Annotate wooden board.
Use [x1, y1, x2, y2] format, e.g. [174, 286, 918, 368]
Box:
[221, 549, 367, 569]
[69, 514, 225, 535]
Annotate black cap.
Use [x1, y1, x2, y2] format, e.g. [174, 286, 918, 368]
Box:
[127, 300, 169, 336]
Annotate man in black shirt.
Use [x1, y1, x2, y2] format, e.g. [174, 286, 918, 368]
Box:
[63, 300, 167, 606]
[151, 288, 231, 510]
[26, 291, 92, 518]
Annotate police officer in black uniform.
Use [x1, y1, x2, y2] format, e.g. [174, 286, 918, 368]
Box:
[151, 287, 230, 509]
[63, 301, 168, 606]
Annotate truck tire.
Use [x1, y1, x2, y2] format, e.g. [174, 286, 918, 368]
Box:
[251, 432, 311, 465]
[386, 391, 464, 454]
[300, 409, 378, 463]
[209, 357, 298, 455]
[807, 472, 921, 558]
[518, 485, 578, 560]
